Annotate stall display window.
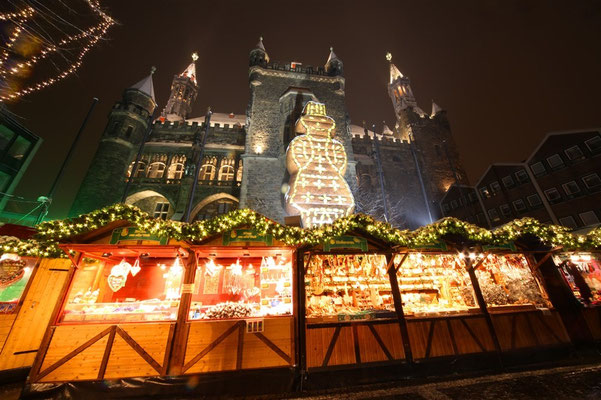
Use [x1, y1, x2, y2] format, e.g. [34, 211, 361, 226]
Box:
[395, 253, 478, 316]
[0, 254, 35, 313]
[304, 254, 394, 320]
[189, 255, 292, 320]
[60, 257, 184, 323]
[475, 254, 550, 309]
[554, 253, 601, 305]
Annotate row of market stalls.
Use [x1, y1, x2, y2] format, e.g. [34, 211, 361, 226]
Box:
[0, 205, 600, 396]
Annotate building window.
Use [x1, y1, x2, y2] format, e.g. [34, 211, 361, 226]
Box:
[479, 187, 491, 199]
[501, 175, 515, 189]
[125, 126, 133, 139]
[562, 181, 581, 197]
[585, 136, 601, 154]
[530, 162, 546, 177]
[512, 199, 527, 213]
[147, 162, 166, 179]
[218, 165, 235, 181]
[153, 202, 170, 220]
[488, 208, 500, 222]
[558, 216, 578, 229]
[490, 181, 501, 194]
[127, 161, 146, 178]
[167, 163, 185, 180]
[199, 164, 215, 181]
[6, 135, 32, 161]
[526, 194, 542, 207]
[515, 169, 529, 184]
[544, 188, 562, 204]
[195, 199, 237, 221]
[579, 211, 600, 226]
[582, 173, 601, 190]
[0, 125, 15, 150]
[500, 204, 511, 217]
[564, 145, 584, 161]
[450, 200, 458, 209]
[236, 162, 243, 182]
[546, 154, 565, 170]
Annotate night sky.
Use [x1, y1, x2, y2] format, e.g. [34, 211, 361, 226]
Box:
[6, 0, 601, 219]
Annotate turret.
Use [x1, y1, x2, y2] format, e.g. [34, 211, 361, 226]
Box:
[325, 47, 343, 76]
[70, 68, 157, 217]
[162, 53, 199, 121]
[386, 52, 417, 114]
[249, 37, 269, 67]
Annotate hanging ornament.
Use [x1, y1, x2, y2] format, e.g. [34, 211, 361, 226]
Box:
[130, 258, 141, 277]
[107, 259, 131, 292]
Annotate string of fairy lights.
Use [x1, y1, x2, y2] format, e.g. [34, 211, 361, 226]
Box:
[0, 204, 600, 258]
[0, 1, 115, 102]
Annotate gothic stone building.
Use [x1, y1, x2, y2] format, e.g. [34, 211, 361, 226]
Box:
[70, 39, 466, 229]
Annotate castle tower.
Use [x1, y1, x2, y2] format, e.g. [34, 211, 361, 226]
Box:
[70, 69, 157, 217]
[241, 41, 357, 222]
[162, 53, 199, 121]
[386, 53, 467, 222]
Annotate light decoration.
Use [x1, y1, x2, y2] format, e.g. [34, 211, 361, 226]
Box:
[107, 259, 131, 292]
[130, 258, 141, 276]
[0, 1, 115, 102]
[164, 256, 184, 299]
[285, 101, 355, 227]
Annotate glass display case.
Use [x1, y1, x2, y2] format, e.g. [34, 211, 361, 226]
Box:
[60, 256, 184, 323]
[189, 253, 293, 320]
[474, 254, 550, 310]
[0, 254, 35, 313]
[304, 254, 394, 321]
[553, 253, 601, 305]
[394, 253, 478, 317]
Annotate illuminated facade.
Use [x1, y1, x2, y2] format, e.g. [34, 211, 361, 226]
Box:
[71, 40, 465, 229]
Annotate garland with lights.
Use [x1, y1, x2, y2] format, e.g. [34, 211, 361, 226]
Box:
[1, 204, 600, 259]
[0, 0, 115, 102]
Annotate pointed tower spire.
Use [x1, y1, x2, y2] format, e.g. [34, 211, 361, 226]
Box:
[386, 52, 404, 84]
[250, 36, 269, 66]
[130, 66, 156, 101]
[386, 52, 417, 114]
[431, 100, 443, 116]
[162, 53, 199, 121]
[325, 46, 343, 76]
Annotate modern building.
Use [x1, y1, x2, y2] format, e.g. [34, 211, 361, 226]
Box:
[441, 129, 601, 230]
[0, 105, 42, 223]
[71, 39, 466, 229]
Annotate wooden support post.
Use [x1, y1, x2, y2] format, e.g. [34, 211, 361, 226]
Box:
[386, 253, 413, 364]
[166, 250, 197, 375]
[296, 249, 308, 389]
[465, 255, 503, 359]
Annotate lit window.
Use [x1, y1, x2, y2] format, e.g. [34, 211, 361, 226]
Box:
[167, 163, 185, 180]
[490, 181, 501, 194]
[582, 173, 601, 190]
[199, 164, 215, 181]
[564, 145, 584, 160]
[585, 136, 601, 153]
[558, 216, 578, 229]
[544, 188, 562, 203]
[147, 162, 166, 179]
[218, 165, 235, 181]
[530, 162, 546, 177]
[579, 211, 600, 226]
[546, 154, 565, 170]
[515, 169, 529, 183]
[479, 187, 491, 198]
[153, 202, 170, 220]
[527, 194, 542, 207]
[512, 199, 527, 213]
[502, 175, 515, 189]
[488, 208, 500, 222]
[562, 181, 581, 196]
[127, 161, 146, 178]
[500, 204, 511, 217]
[236, 163, 243, 182]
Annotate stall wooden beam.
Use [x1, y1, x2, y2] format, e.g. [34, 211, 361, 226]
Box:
[386, 254, 413, 363]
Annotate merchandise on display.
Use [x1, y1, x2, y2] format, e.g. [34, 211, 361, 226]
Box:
[554, 253, 601, 305]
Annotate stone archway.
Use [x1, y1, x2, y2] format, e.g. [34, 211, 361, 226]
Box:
[125, 190, 174, 220]
[189, 193, 239, 221]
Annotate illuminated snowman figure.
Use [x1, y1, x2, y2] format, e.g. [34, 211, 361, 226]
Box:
[285, 101, 355, 227]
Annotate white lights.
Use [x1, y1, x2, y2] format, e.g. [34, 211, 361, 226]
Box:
[285, 101, 355, 227]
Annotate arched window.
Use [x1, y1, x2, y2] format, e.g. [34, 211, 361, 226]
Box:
[199, 164, 215, 181]
[126, 161, 146, 178]
[194, 199, 237, 221]
[236, 162, 243, 182]
[218, 165, 235, 181]
[167, 163, 185, 180]
[147, 162, 166, 179]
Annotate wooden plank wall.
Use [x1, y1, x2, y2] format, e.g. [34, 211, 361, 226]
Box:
[581, 308, 601, 340]
[490, 310, 570, 351]
[33, 322, 174, 383]
[306, 321, 405, 369]
[0, 314, 17, 350]
[0, 259, 71, 372]
[182, 317, 294, 374]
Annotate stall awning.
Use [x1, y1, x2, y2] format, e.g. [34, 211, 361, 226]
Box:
[60, 244, 189, 264]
